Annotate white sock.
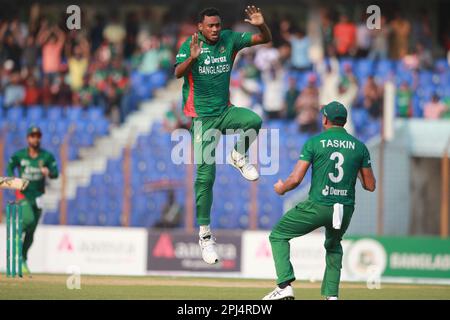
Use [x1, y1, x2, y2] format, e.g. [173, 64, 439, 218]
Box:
[199, 225, 211, 237]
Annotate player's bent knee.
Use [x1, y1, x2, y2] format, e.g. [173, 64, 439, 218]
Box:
[251, 114, 263, 131]
[269, 232, 276, 242]
[269, 232, 284, 243]
[240, 109, 262, 130]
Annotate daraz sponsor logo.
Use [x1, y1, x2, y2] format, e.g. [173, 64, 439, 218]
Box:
[322, 185, 348, 196]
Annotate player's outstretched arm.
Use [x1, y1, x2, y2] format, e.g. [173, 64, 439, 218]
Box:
[274, 160, 310, 196]
[358, 168, 376, 192]
[174, 33, 203, 79]
[244, 5, 272, 46]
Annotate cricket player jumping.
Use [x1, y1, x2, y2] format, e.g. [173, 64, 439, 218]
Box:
[174, 6, 271, 264]
[263, 101, 376, 300]
[7, 126, 59, 275]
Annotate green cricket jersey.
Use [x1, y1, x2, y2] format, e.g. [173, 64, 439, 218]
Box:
[175, 30, 253, 118]
[7, 148, 59, 200]
[300, 127, 371, 206]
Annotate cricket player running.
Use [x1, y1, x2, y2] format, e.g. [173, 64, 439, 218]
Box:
[7, 126, 59, 275]
[263, 101, 376, 300]
[174, 6, 271, 264]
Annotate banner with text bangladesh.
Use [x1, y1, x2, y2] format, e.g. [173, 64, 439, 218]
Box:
[343, 236, 450, 280]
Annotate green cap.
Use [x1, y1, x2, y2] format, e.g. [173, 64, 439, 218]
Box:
[27, 125, 42, 136]
[320, 101, 347, 125]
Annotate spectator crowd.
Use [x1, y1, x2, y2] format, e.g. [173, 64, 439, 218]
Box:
[227, 7, 450, 137]
[1, 4, 449, 132]
[0, 5, 175, 124]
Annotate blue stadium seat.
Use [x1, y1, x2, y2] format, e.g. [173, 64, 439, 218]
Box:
[71, 119, 85, 133]
[17, 120, 29, 133]
[355, 59, 374, 78]
[47, 107, 63, 120]
[375, 59, 394, 80]
[412, 95, 422, 117]
[417, 84, 434, 100]
[68, 145, 79, 160]
[87, 107, 103, 120]
[352, 108, 369, 133]
[66, 108, 83, 121]
[27, 106, 44, 121]
[95, 119, 110, 135]
[435, 59, 449, 72]
[43, 212, 59, 225]
[420, 72, 435, 89]
[151, 71, 168, 88]
[78, 132, 94, 147]
[130, 72, 143, 87]
[47, 120, 68, 134]
[339, 58, 355, 73]
[6, 107, 23, 121]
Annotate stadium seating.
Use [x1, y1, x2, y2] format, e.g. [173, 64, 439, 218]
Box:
[289, 58, 450, 118]
[1, 105, 111, 163]
[6, 60, 449, 229]
[1, 105, 112, 209]
[52, 118, 317, 229]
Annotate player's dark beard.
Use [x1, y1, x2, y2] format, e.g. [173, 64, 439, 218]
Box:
[29, 141, 40, 150]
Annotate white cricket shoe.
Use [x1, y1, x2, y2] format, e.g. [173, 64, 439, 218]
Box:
[262, 286, 295, 300]
[199, 233, 219, 265]
[228, 149, 259, 181]
[326, 296, 338, 300]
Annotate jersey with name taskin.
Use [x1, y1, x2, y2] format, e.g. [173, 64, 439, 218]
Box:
[300, 126, 371, 206]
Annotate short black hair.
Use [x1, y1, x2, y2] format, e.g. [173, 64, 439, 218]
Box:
[198, 7, 221, 23]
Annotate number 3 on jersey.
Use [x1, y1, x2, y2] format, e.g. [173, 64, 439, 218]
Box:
[329, 152, 344, 183]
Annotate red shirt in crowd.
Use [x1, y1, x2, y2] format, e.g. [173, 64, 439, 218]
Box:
[24, 87, 41, 106]
[334, 22, 357, 55]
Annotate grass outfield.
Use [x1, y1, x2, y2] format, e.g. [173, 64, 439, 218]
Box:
[0, 274, 449, 300]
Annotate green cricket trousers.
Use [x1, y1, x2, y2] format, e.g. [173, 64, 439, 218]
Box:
[190, 106, 262, 226]
[18, 198, 41, 261]
[269, 199, 354, 297]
